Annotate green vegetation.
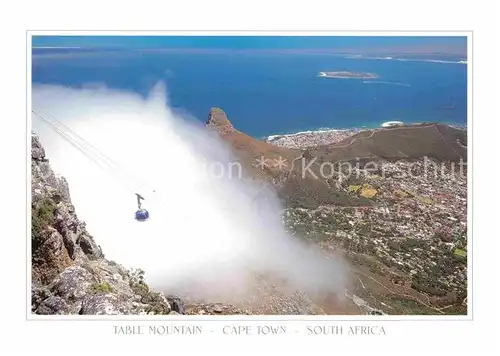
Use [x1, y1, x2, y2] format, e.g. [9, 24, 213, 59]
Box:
[388, 240, 401, 251]
[411, 275, 447, 297]
[350, 254, 385, 276]
[441, 304, 467, 315]
[398, 189, 433, 204]
[90, 282, 114, 294]
[348, 185, 361, 193]
[417, 196, 434, 204]
[129, 272, 170, 314]
[130, 280, 149, 298]
[394, 189, 409, 198]
[454, 248, 467, 258]
[386, 296, 441, 315]
[32, 198, 57, 247]
[143, 291, 171, 315]
[306, 231, 331, 242]
[404, 190, 417, 197]
[399, 238, 426, 252]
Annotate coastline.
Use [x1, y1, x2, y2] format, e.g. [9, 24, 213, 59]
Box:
[265, 126, 365, 149]
[263, 120, 467, 149]
[264, 119, 466, 140]
[264, 122, 383, 141]
[266, 127, 360, 141]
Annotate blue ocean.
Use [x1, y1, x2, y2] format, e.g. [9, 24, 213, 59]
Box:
[32, 48, 467, 138]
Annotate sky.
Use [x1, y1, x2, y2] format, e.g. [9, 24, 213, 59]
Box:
[31, 35, 467, 56]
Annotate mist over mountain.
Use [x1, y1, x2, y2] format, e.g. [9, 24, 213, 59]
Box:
[31, 82, 351, 314]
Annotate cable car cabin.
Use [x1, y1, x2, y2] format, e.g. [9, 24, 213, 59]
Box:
[135, 209, 150, 221]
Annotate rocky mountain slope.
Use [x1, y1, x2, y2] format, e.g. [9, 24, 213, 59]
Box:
[205, 108, 371, 209]
[205, 109, 467, 211]
[31, 132, 352, 316]
[205, 107, 300, 180]
[31, 133, 181, 315]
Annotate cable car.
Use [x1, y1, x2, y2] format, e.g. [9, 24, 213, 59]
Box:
[135, 209, 150, 221]
[134, 193, 150, 221]
[31, 109, 156, 225]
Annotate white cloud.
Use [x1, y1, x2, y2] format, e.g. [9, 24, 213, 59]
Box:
[32, 81, 348, 308]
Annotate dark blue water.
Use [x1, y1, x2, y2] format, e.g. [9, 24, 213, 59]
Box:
[32, 49, 467, 138]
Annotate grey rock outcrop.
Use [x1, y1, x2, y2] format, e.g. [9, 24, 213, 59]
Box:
[31, 133, 176, 315]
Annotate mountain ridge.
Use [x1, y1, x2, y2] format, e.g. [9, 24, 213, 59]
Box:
[204, 109, 466, 210]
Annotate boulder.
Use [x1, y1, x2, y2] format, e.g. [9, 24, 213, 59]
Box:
[166, 295, 186, 314]
[81, 294, 132, 315]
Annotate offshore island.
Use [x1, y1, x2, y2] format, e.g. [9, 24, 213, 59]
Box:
[318, 71, 379, 79]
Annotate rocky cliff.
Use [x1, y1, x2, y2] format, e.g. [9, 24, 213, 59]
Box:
[205, 107, 236, 135]
[31, 133, 182, 315]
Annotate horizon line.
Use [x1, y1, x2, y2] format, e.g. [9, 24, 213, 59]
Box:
[32, 47, 467, 57]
